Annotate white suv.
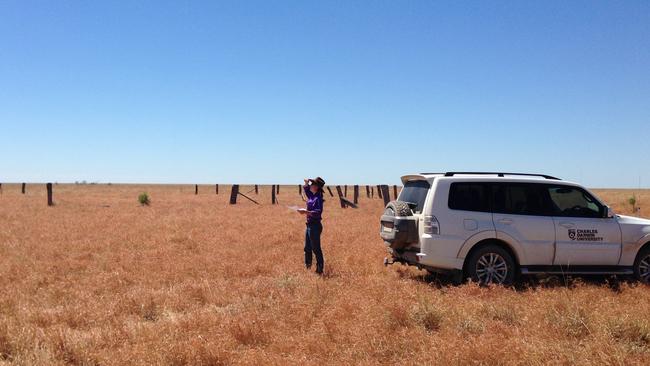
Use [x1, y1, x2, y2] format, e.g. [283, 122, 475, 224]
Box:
[380, 172, 650, 285]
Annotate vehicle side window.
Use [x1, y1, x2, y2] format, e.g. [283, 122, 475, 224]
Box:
[547, 186, 602, 218]
[492, 183, 551, 216]
[448, 183, 490, 212]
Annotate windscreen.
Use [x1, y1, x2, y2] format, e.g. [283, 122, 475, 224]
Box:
[398, 180, 430, 213]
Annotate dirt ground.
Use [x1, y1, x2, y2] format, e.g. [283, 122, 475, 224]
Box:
[1, 183, 649, 365]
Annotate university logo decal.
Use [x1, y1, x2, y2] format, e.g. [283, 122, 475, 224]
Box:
[568, 229, 576, 240]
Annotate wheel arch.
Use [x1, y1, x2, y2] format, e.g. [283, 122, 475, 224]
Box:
[462, 238, 521, 274]
[624, 234, 650, 266]
[634, 240, 650, 262]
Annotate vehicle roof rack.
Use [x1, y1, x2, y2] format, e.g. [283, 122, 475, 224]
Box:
[440, 172, 561, 180]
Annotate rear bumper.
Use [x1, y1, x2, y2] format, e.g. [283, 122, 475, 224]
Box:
[386, 246, 464, 273]
[414, 252, 464, 271]
[417, 234, 465, 270]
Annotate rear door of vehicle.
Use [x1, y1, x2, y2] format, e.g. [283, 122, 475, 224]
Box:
[445, 181, 494, 243]
[492, 183, 556, 265]
[393, 179, 430, 246]
[547, 185, 622, 266]
[426, 181, 494, 267]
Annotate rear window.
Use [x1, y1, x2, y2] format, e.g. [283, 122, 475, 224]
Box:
[448, 183, 490, 212]
[398, 180, 430, 213]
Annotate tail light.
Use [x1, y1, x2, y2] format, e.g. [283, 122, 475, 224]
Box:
[423, 215, 440, 235]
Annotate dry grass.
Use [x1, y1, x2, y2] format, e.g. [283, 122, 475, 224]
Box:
[0, 183, 649, 365]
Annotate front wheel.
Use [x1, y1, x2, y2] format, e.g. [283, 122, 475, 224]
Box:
[466, 245, 516, 286]
[634, 247, 650, 284]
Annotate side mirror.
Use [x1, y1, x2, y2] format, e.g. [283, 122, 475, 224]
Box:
[603, 206, 614, 218]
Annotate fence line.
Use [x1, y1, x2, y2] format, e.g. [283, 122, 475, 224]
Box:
[6, 182, 401, 207]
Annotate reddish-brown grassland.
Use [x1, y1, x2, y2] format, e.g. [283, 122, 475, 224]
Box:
[1, 184, 649, 365]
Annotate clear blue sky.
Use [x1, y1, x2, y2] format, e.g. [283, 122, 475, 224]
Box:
[1, 1, 648, 187]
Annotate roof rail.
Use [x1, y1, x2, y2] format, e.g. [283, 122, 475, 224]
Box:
[442, 172, 560, 180]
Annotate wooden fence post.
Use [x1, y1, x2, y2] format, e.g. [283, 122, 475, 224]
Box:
[255, 185, 259, 194]
[22, 183, 26, 194]
[272, 185, 277, 204]
[335, 186, 345, 208]
[394, 185, 398, 199]
[376, 185, 382, 199]
[298, 184, 301, 194]
[47, 183, 53, 206]
[365, 185, 370, 198]
[381, 185, 390, 206]
[216, 184, 219, 194]
[353, 185, 359, 204]
[195, 184, 198, 195]
[344, 185, 347, 197]
[0, 183, 2, 194]
[371, 186, 374, 198]
[276, 185, 280, 194]
[327, 186, 334, 197]
[229, 185, 239, 204]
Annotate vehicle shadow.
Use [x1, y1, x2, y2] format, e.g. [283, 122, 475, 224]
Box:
[401, 266, 638, 293]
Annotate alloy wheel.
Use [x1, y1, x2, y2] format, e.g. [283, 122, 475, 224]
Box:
[475, 253, 508, 285]
[639, 255, 650, 283]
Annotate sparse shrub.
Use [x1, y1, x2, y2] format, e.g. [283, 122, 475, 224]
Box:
[276, 274, 298, 293]
[138, 192, 151, 206]
[0, 324, 13, 361]
[629, 194, 638, 213]
[411, 298, 443, 332]
[229, 320, 269, 347]
[167, 340, 230, 366]
[457, 318, 485, 334]
[608, 318, 650, 349]
[140, 299, 159, 321]
[50, 329, 99, 365]
[483, 303, 520, 326]
[385, 303, 410, 330]
[547, 303, 591, 339]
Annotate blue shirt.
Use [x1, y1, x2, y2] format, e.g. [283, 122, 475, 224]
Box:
[304, 185, 324, 224]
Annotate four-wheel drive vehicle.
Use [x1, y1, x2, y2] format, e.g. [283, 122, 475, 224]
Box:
[380, 172, 650, 285]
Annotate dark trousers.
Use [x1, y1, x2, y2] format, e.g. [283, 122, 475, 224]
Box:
[304, 221, 324, 272]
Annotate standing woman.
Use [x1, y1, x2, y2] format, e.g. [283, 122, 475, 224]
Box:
[299, 177, 326, 274]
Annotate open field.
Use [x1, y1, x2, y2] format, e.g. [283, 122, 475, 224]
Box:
[1, 184, 650, 365]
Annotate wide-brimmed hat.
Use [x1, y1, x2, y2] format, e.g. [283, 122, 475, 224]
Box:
[309, 177, 326, 188]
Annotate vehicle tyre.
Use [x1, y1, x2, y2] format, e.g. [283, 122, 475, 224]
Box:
[466, 244, 516, 286]
[385, 200, 412, 217]
[633, 246, 650, 284]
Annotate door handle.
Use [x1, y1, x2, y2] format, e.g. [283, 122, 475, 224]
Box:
[498, 218, 514, 225]
[559, 222, 575, 228]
